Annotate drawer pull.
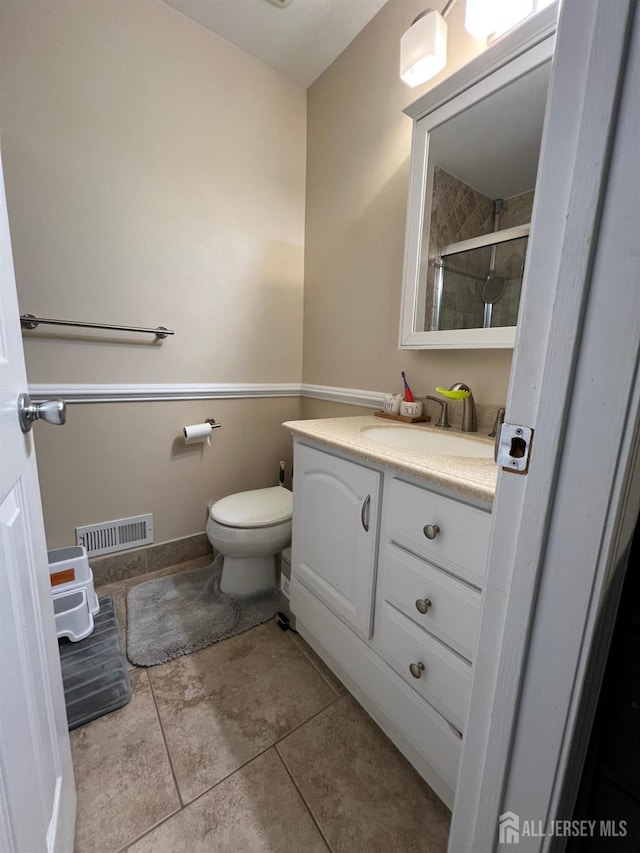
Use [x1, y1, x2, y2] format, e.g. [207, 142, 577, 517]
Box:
[409, 661, 425, 679]
[361, 495, 371, 532]
[423, 524, 440, 540]
[415, 598, 432, 614]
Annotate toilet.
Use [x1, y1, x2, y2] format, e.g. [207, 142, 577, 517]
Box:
[206, 485, 293, 595]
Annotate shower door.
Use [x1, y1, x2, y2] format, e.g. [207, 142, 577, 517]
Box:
[433, 227, 529, 332]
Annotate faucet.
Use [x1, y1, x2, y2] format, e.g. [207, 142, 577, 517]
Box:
[424, 395, 451, 428]
[447, 382, 477, 432]
[489, 407, 506, 438]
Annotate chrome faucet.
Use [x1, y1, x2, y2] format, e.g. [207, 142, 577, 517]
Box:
[424, 395, 451, 428]
[448, 382, 477, 432]
[489, 407, 506, 437]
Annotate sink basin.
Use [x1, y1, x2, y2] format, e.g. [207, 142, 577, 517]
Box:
[360, 425, 494, 458]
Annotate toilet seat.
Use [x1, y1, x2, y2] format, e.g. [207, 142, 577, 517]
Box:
[210, 486, 292, 529]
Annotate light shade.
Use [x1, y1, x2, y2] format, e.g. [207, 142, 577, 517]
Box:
[400, 9, 448, 87]
[465, 0, 534, 41]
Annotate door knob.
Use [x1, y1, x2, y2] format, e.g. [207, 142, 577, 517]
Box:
[18, 393, 66, 433]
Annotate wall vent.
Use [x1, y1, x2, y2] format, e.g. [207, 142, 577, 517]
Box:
[75, 514, 153, 557]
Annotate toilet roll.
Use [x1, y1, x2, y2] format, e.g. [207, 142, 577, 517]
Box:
[183, 423, 213, 446]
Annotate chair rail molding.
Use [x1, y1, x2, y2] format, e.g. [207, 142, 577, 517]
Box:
[28, 382, 387, 407]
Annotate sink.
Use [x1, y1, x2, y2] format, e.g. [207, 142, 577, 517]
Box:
[360, 425, 494, 458]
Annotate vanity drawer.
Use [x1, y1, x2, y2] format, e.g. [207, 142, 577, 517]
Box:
[379, 544, 481, 661]
[374, 601, 472, 733]
[385, 477, 491, 588]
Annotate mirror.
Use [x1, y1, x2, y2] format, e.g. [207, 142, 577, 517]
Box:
[399, 11, 556, 349]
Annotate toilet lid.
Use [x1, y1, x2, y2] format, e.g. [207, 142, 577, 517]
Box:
[210, 486, 292, 529]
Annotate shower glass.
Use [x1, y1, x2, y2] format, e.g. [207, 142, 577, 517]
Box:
[434, 234, 528, 330]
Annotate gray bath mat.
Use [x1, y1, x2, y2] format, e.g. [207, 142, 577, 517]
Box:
[126, 556, 280, 666]
[58, 596, 131, 731]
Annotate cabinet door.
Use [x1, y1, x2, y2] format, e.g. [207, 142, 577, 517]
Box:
[291, 443, 381, 640]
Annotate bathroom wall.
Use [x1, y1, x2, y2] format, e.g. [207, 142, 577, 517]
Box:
[303, 0, 513, 412]
[0, 0, 306, 548]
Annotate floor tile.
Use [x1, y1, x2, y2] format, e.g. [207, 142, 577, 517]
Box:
[148, 621, 337, 803]
[127, 748, 328, 853]
[277, 694, 451, 853]
[71, 669, 180, 853]
[289, 632, 347, 697]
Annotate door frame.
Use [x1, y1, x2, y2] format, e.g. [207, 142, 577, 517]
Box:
[449, 0, 640, 849]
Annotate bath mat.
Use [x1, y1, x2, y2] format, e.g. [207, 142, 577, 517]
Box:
[126, 555, 280, 666]
[58, 596, 131, 731]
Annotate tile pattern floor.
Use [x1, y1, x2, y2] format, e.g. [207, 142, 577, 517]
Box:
[72, 559, 451, 852]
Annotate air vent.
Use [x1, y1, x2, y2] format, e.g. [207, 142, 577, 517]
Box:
[75, 514, 153, 557]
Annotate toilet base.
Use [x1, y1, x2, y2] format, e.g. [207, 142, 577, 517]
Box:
[220, 554, 276, 596]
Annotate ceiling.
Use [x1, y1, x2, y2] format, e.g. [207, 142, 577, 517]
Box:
[161, 0, 391, 88]
[428, 60, 551, 199]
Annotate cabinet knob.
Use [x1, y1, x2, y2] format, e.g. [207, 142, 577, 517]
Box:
[423, 523, 440, 540]
[415, 598, 432, 614]
[409, 661, 425, 679]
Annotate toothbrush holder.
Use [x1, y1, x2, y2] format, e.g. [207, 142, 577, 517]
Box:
[400, 401, 422, 418]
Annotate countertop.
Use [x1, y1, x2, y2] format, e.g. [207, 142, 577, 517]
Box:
[283, 415, 498, 504]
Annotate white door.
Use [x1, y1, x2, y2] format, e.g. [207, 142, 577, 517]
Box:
[0, 149, 76, 850]
[450, 1, 640, 849]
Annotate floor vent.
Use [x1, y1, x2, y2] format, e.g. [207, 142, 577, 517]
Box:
[75, 514, 154, 557]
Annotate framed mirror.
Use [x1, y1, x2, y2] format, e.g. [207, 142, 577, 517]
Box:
[399, 8, 556, 349]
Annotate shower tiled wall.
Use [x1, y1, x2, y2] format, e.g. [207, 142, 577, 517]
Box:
[424, 167, 534, 330]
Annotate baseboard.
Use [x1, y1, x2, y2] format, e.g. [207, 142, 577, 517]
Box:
[91, 532, 212, 587]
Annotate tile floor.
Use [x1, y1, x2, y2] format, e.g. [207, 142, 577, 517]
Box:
[71, 559, 451, 852]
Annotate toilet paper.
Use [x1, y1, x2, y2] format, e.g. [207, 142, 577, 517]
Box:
[183, 423, 213, 446]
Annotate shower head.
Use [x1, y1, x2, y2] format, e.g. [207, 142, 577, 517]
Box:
[481, 274, 506, 304]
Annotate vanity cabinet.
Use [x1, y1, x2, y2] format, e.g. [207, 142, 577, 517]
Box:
[291, 443, 381, 640]
[289, 438, 492, 808]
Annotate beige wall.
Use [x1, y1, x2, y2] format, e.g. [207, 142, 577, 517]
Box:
[2, 0, 518, 548]
[303, 0, 513, 408]
[1, 0, 306, 548]
[34, 398, 301, 549]
[2, 0, 305, 384]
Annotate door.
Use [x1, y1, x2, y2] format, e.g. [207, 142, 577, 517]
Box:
[450, 1, 640, 850]
[290, 442, 381, 640]
[0, 150, 76, 850]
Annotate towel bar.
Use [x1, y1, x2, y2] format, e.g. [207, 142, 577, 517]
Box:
[20, 314, 174, 339]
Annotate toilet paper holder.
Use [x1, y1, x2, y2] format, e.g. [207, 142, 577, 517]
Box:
[182, 418, 223, 445]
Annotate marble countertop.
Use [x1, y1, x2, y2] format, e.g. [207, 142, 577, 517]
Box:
[283, 415, 498, 504]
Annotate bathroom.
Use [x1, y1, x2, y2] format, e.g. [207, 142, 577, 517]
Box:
[1, 0, 639, 851]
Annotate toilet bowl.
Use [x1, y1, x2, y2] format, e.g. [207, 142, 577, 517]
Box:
[206, 485, 292, 595]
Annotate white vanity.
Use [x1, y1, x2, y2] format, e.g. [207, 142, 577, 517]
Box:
[284, 416, 497, 808]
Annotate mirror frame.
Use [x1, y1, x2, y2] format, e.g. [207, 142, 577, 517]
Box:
[398, 7, 557, 350]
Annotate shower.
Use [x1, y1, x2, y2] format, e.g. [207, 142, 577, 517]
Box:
[480, 199, 507, 327]
[432, 203, 529, 332]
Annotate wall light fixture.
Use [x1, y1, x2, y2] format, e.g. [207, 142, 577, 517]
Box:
[400, 7, 450, 87]
[401, 1, 556, 88]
